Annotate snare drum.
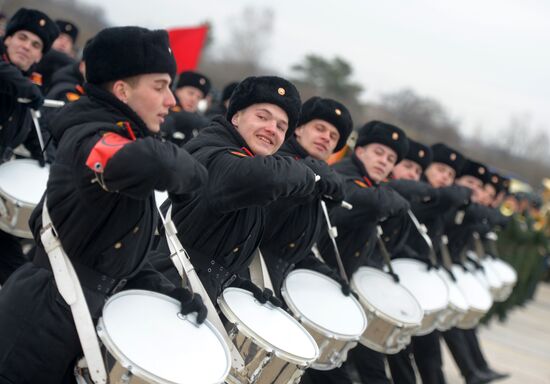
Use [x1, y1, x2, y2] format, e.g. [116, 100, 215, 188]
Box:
[390, 259, 449, 336]
[465, 252, 503, 299]
[281, 269, 367, 370]
[452, 266, 493, 329]
[218, 287, 319, 384]
[0, 159, 49, 238]
[351, 267, 423, 354]
[96, 290, 231, 384]
[489, 258, 517, 301]
[435, 268, 469, 331]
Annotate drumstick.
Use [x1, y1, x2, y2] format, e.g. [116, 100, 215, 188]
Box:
[320, 200, 350, 284]
[407, 210, 438, 268]
[29, 108, 48, 163]
[375, 225, 400, 283]
[18, 97, 66, 108]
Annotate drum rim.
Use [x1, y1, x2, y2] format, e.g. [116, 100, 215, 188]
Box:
[281, 268, 367, 340]
[490, 258, 518, 283]
[218, 287, 320, 365]
[97, 289, 231, 384]
[451, 265, 494, 311]
[351, 266, 424, 325]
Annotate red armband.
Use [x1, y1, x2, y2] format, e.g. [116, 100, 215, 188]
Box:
[86, 132, 132, 173]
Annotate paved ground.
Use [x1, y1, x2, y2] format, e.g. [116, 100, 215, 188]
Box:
[441, 283, 550, 384]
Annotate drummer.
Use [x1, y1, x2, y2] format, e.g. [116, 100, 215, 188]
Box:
[0, 8, 59, 284]
[313, 121, 410, 383]
[260, 96, 353, 295]
[150, 75, 317, 304]
[0, 26, 209, 383]
[442, 159, 510, 383]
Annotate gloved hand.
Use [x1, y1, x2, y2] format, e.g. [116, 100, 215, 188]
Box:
[16, 78, 44, 110]
[302, 259, 357, 298]
[232, 276, 282, 307]
[167, 287, 208, 324]
[387, 179, 437, 203]
[439, 185, 472, 208]
[379, 186, 410, 219]
[303, 157, 345, 202]
[37, 156, 47, 167]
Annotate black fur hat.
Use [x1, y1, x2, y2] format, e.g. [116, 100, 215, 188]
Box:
[222, 81, 239, 102]
[176, 71, 211, 96]
[55, 19, 79, 43]
[227, 76, 302, 136]
[355, 120, 409, 163]
[430, 143, 465, 174]
[5, 8, 59, 53]
[405, 139, 433, 171]
[297, 97, 353, 152]
[84, 26, 177, 85]
[458, 159, 491, 184]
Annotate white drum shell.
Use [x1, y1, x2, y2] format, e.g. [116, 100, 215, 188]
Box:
[0, 159, 49, 239]
[97, 290, 231, 384]
[435, 269, 469, 331]
[351, 267, 423, 354]
[218, 288, 319, 384]
[281, 269, 367, 370]
[452, 266, 494, 329]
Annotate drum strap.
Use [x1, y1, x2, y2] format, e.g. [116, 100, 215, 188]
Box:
[40, 198, 107, 384]
[249, 249, 273, 291]
[376, 225, 400, 282]
[472, 232, 486, 260]
[440, 235, 455, 270]
[160, 204, 246, 371]
[407, 210, 438, 268]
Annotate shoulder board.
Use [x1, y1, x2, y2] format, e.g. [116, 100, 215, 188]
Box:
[85, 132, 132, 173]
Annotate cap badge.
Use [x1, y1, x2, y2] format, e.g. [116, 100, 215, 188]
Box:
[479, 167, 485, 175]
[168, 47, 172, 54]
[278, 87, 286, 96]
[200, 78, 206, 85]
[335, 108, 342, 116]
[419, 150, 425, 158]
[39, 19, 46, 27]
[66, 24, 72, 31]
[492, 176, 498, 183]
[392, 132, 399, 140]
[450, 153, 457, 161]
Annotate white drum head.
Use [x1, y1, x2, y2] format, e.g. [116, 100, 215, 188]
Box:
[480, 259, 504, 289]
[452, 266, 493, 311]
[437, 269, 469, 311]
[98, 290, 230, 384]
[0, 159, 49, 204]
[282, 269, 367, 338]
[490, 259, 517, 284]
[352, 267, 423, 324]
[219, 288, 318, 362]
[155, 190, 168, 209]
[391, 259, 449, 312]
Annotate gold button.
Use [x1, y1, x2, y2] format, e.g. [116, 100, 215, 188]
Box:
[335, 108, 342, 116]
[289, 243, 296, 248]
[392, 132, 399, 140]
[114, 242, 122, 249]
[277, 87, 285, 96]
[132, 226, 139, 234]
[233, 247, 239, 253]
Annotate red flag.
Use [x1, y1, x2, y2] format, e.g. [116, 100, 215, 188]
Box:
[167, 25, 208, 73]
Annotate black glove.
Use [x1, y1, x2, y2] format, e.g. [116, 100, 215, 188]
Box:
[439, 185, 472, 208]
[379, 186, 410, 219]
[231, 276, 282, 307]
[167, 287, 208, 324]
[387, 179, 437, 203]
[37, 156, 46, 167]
[302, 157, 345, 202]
[16, 78, 44, 110]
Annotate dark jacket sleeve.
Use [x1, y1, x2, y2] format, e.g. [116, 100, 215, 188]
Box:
[124, 260, 175, 295]
[81, 135, 208, 199]
[205, 152, 316, 213]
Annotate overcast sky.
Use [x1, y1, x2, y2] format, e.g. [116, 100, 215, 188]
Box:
[80, 0, 550, 141]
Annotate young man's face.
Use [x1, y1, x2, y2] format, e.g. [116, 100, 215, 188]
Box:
[392, 159, 422, 181]
[355, 143, 397, 182]
[175, 86, 204, 113]
[231, 103, 288, 156]
[456, 175, 484, 203]
[52, 33, 74, 56]
[294, 119, 340, 161]
[117, 73, 176, 133]
[425, 162, 456, 188]
[482, 184, 497, 207]
[4, 30, 43, 71]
